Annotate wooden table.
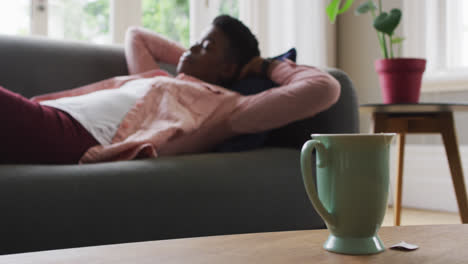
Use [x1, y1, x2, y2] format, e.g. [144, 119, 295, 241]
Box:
[1, 225, 467, 263]
[360, 103, 468, 226]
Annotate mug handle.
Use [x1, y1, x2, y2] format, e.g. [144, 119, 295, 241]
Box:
[300, 140, 335, 226]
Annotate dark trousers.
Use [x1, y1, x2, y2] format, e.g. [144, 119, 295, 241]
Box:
[0, 86, 98, 164]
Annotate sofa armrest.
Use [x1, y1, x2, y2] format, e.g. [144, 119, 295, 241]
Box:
[265, 68, 360, 148]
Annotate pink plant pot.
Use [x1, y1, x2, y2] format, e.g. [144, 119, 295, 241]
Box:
[375, 58, 426, 104]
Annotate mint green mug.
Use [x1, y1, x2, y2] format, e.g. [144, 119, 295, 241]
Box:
[301, 133, 395, 255]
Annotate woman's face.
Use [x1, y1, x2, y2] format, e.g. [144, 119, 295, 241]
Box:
[176, 26, 236, 85]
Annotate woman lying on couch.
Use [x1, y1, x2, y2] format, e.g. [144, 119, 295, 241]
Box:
[0, 15, 340, 164]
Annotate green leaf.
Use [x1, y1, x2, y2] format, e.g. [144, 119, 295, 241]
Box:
[326, 0, 341, 24]
[391, 36, 405, 44]
[326, 0, 355, 23]
[337, 0, 355, 14]
[355, 0, 376, 15]
[373, 8, 402, 36]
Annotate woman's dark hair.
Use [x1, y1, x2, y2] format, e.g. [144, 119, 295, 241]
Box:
[212, 15, 260, 70]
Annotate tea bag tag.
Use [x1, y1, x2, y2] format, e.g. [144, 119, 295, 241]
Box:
[390, 241, 419, 251]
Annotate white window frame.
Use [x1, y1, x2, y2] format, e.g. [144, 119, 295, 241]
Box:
[404, 0, 468, 92]
[29, 0, 141, 44]
[110, 0, 141, 43]
[29, 0, 228, 45]
[31, 0, 48, 35]
[26, 0, 332, 67]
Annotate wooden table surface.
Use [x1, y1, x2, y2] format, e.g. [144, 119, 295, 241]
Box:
[360, 103, 468, 113]
[1, 224, 467, 264]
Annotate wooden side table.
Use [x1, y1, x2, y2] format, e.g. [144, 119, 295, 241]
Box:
[360, 103, 468, 226]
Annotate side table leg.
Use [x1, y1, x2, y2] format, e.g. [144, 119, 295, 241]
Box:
[394, 133, 405, 226]
[440, 113, 468, 223]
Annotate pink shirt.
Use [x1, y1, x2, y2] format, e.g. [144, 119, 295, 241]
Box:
[32, 61, 339, 163]
[32, 29, 340, 163]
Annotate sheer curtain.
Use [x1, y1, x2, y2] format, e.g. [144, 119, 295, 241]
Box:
[239, 0, 335, 66]
[404, 0, 468, 92]
[190, 0, 336, 67]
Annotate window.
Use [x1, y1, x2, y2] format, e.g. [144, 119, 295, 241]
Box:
[0, 0, 239, 47]
[48, 0, 110, 44]
[0, 1, 330, 68]
[141, 0, 238, 48]
[188, 0, 239, 46]
[219, 0, 239, 18]
[0, 1, 31, 36]
[446, 0, 468, 69]
[142, 0, 189, 47]
[404, 0, 468, 91]
[0, 0, 110, 43]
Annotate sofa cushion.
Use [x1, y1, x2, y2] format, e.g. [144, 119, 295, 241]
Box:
[265, 68, 359, 148]
[226, 48, 297, 95]
[214, 48, 297, 152]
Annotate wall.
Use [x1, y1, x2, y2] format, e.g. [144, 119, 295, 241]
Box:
[336, 0, 468, 143]
[388, 144, 468, 213]
[242, 0, 336, 67]
[336, 0, 468, 213]
[337, 0, 403, 133]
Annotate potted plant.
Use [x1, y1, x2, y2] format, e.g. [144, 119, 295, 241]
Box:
[326, 0, 426, 104]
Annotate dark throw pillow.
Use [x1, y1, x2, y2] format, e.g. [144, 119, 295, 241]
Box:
[214, 48, 297, 152]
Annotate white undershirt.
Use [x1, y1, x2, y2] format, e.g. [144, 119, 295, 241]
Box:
[40, 78, 155, 145]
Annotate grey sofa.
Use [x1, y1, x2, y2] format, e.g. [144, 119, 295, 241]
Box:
[0, 35, 359, 255]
